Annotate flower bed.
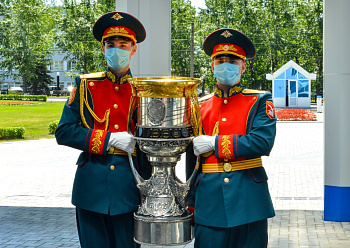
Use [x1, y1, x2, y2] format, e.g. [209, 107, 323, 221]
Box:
[0, 101, 37, 106]
[275, 108, 317, 121]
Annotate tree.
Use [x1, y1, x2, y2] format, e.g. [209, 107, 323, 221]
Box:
[188, 0, 323, 92]
[171, 0, 196, 77]
[29, 60, 53, 94]
[56, 0, 114, 76]
[0, 0, 57, 93]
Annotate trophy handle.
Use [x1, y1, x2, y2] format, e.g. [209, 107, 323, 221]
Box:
[128, 154, 145, 185]
[185, 156, 199, 186]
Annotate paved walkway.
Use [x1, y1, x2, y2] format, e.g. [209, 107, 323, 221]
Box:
[1, 113, 350, 247]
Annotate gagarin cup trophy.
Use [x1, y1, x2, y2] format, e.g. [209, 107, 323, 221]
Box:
[127, 77, 201, 246]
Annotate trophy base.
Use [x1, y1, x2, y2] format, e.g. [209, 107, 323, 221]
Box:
[134, 213, 193, 246]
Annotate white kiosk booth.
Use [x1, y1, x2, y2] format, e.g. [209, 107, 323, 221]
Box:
[266, 60, 316, 108]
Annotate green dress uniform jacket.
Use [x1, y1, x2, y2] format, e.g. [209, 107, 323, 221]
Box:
[55, 69, 149, 216]
[187, 84, 276, 228]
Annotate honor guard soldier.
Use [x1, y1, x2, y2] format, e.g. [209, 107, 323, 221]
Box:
[55, 12, 150, 248]
[186, 29, 277, 247]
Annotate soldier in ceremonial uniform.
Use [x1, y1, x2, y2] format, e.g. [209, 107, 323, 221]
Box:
[55, 12, 150, 248]
[186, 29, 277, 247]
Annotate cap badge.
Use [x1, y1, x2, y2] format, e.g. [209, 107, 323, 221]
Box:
[111, 13, 123, 21]
[107, 27, 128, 35]
[221, 30, 233, 38]
[217, 44, 237, 52]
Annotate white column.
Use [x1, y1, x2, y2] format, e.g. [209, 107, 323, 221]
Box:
[324, 0, 350, 222]
[116, 0, 171, 77]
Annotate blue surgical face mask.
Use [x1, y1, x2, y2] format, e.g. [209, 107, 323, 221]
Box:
[104, 47, 131, 71]
[213, 62, 240, 86]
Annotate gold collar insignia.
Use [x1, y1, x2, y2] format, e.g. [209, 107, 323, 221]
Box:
[228, 85, 243, 97]
[106, 71, 116, 83]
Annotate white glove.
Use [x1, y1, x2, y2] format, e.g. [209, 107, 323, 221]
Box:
[192, 135, 216, 156]
[107, 132, 136, 154]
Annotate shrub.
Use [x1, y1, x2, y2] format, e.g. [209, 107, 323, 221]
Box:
[48, 121, 59, 134]
[0, 94, 47, 101]
[0, 127, 25, 139]
[276, 108, 317, 121]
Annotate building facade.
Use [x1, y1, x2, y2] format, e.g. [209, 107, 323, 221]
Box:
[266, 60, 316, 108]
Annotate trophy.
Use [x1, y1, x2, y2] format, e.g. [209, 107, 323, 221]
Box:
[127, 77, 201, 246]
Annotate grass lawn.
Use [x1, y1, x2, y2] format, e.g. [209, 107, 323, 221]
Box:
[0, 100, 65, 142]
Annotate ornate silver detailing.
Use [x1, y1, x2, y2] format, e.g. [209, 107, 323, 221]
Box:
[147, 99, 166, 125]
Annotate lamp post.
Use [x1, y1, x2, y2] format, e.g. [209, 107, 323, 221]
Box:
[56, 72, 60, 97]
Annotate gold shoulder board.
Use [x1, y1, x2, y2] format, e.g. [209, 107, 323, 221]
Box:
[242, 89, 267, 94]
[80, 72, 106, 79]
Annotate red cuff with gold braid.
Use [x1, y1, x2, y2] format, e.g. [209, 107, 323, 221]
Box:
[89, 129, 108, 155]
[217, 134, 234, 159]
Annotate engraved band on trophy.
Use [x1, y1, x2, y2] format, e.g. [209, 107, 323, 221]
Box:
[127, 77, 201, 246]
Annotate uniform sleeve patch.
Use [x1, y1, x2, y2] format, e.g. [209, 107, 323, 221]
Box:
[68, 87, 77, 105]
[266, 100, 275, 119]
[89, 129, 107, 155]
[218, 134, 233, 159]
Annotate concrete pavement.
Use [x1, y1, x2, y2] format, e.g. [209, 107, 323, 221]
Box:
[1, 114, 350, 247]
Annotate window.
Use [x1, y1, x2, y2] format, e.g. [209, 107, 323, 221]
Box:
[298, 80, 309, 97]
[298, 72, 307, 79]
[286, 67, 297, 79]
[53, 61, 64, 71]
[276, 72, 285, 79]
[274, 80, 285, 97]
[67, 61, 76, 70]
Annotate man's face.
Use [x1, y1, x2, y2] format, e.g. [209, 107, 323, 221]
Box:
[211, 55, 247, 75]
[102, 37, 137, 60]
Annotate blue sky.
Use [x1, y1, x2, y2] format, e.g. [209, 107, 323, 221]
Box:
[190, 0, 206, 10]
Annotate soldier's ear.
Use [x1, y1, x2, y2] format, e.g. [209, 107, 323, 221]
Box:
[211, 61, 214, 73]
[241, 61, 247, 74]
[130, 44, 137, 56]
[101, 43, 105, 55]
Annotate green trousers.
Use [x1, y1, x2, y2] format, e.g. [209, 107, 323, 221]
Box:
[76, 208, 139, 248]
[194, 219, 268, 248]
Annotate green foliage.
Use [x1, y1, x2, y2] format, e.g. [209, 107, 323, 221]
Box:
[0, 94, 47, 101]
[0, 127, 25, 139]
[171, 0, 195, 77]
[56, 0, 114, 75]
[172, 0, 323, 94]
[0, 0, 57, 93]
[0, 0, 324, 96]
[48, 120, 59, 134]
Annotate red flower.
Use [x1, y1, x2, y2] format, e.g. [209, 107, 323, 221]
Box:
[275, 108, 317, 121]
